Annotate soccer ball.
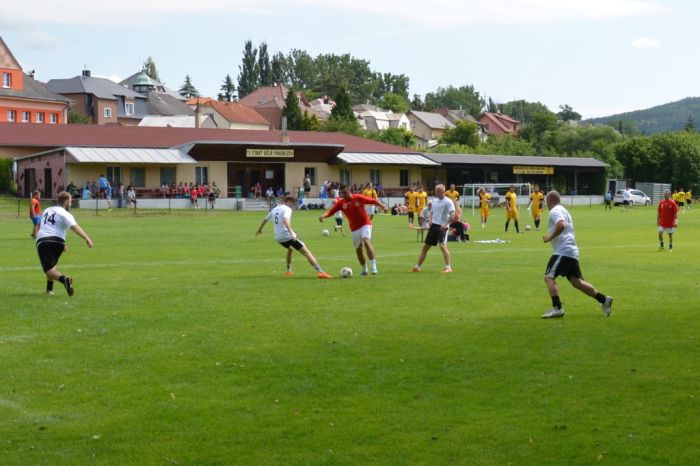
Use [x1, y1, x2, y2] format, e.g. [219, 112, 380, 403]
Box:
[340, 266, 353, 278]
[525, 225, 531, 231]
[322, 229, 330, 236]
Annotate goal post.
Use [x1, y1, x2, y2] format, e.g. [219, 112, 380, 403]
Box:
[461, 183, 532, 217]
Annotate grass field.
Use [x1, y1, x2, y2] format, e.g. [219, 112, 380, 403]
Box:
[1, 198, 698, 465]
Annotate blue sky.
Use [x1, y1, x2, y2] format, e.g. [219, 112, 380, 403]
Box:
[1, 0, 698, 118]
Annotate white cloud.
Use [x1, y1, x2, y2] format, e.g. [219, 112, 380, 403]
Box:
[631, 36, 661, 48]
[1, 0, 664, 27]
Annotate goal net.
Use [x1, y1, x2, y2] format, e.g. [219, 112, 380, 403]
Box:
[461, 183, 532, 217]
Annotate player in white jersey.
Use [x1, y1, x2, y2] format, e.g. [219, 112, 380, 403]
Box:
[35, 191, 94, 296]
[256, 195, 332, 278]
[410, 184, 456, 273]
[541, 191, 613, 318]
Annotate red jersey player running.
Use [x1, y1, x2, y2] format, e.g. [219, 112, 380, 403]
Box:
[657, 190, 679, 252]
[319, 184, 388, 275]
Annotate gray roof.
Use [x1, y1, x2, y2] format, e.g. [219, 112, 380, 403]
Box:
[0, 73, 70, 103]
[146, 91, 194, 116]
[409, 110, 455, 129]
[337, 152, 439, 166]
[120, 71, 184, 100]
[65, 147, 196, 164]
[46, 75, 146, 101]
[422, 153, 608, 168]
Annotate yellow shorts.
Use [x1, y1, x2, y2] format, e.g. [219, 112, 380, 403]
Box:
[531, 209, 541, 219]
[480, 207, 490, 218]
[506, 210, 519, 220]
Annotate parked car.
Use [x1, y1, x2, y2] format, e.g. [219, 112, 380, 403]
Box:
[613, 189, 651, 206]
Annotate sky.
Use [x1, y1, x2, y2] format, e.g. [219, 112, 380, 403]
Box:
[1, 0, 699, 119]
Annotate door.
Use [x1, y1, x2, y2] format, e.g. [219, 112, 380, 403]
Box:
[23, 168, 36, 198]
[44, 168, 52, 198]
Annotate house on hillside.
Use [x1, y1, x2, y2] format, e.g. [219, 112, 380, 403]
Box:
[47, 70, 148, 125]
[0, 36, 70, 125]
[477, 112, 521, 137]
[238, 83, 316, 129]
[354, 106, 411, 133]
[120, 71, 194, 117]
[185, 97, 270, 130]
[407, 110, 455, 147]
[436, 108, 487, 142]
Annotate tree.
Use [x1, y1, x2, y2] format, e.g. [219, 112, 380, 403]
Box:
[237, 40, 259, 98]
[423, 85, 485, 116]
[606, 119, 640, 137]
[411, 93, 425, 111]
[330, 86, 355, 122]
[258, 42, 273, 86]
[282, 87, 303, 130]
[474, 134, 536, 156]
[271, 52, 288, 84]
[378, 93, 410, 113]
[558, 104, 582, 122]
[520, 111, 559, 152]
[142, 56, 160, 82]
[67, 108, 91, 124]
[0, 158, 13, 194]
[218, 74, 236, 102]
[500, 100, 553, 123]
[440, 120, 481, 148]
[685, 115, 696, 132]
[300, 111, 321, 131]
[487, 97, 500, 113]
[368, 127, 416, 147]
[178, 75, 199, 98]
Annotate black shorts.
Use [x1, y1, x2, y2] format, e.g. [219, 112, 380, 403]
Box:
[279, 239, 305, 251]
[408, 211, 414, 221]
[623, 200, 630, 206]
[545, 255, 583, 280]
[424, 224, 448, 246]
[36, 236, 66, 272]
[335, 217, 343, 226]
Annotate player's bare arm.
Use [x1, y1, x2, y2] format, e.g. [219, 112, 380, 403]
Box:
[543, 220, 566, 243]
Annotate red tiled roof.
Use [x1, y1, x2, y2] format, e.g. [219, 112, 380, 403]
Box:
[478, 112, 520, 134]
[0, 123, 418, 154]
[185, 97, 270, 126]
[238, 84, 287, 109]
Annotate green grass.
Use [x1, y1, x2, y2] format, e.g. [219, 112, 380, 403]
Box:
[1, 198, 698, 465]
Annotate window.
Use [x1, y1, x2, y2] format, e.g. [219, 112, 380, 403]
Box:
[104, 107, 112, 118]
[400, 169, 410, 187]
[36, 112, 44, 123]
[21, 111, 30, 123]
[160, 167, 176, 186]
[125, 102, 134, 116]
[49, 113, 57, 124]
[130, 167, 145, 188]
[106, 166, 122, 185]
[195, 166, 209, 185]
[2, 72, 11, 88]
[7, 110, 16, 122]
[370, 169, 381, 186]
[304, 167, 316, 185]
[339, 168, 351, 185]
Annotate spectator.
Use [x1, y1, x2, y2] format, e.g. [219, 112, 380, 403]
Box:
[117, 183, 125, 208]
[126, 185, 137, 208]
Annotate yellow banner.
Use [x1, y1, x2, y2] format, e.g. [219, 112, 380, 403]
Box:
[513, 166, 554, 175]
[246, 149, 294, 158]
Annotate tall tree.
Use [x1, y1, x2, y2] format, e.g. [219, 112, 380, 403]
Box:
[237, 40, 259, 98]
[142, 56, 160, 82]
[487, 97, 500, 113]
[282, 87, 303, 130]
[500, 100, 552, 123]
[271, 52, 288, 84]
[219, 74, 236, 102]
[330, 86, 355, 122]
[258, 42, 273, 86]
[558, 104, 582, 122]
[440, 120, 481, 148]
[378, 93, 410, 113]
[411, 93, 425, 111]
[685, 115, 696, 132]
[423, 85, 485, 116]
[178, 75, 199, 98]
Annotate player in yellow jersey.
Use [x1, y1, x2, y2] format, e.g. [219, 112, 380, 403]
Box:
[416, 186, 428, 214]
[686, 189, 692, 210]
[405, 186, 419, 227]
[362, 182, 379, 219]
[677, 188, 686, 213]
[505, 185, 520, 233]
[478, 187, 490, 228]
[527, 184, 545, 230]
[445, 183, 460, 206]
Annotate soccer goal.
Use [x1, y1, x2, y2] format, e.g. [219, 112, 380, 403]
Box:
[462, 183, 532, 217]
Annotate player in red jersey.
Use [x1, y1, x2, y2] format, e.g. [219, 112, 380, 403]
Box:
[319, 184, 388, 275]
[657, 190, 679, 252]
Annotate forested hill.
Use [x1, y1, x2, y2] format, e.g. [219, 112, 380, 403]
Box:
[585, 97, 700, 134]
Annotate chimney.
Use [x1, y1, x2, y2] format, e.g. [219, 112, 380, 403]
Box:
[281, 116, 289, 143]
[194, 100, 201, 129]
[82, 69, 91, 77]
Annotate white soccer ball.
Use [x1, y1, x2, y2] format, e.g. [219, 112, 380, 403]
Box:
[322, 229, 330, 236]
[525, 225, 531, 231]
[340, 266, 353, 278]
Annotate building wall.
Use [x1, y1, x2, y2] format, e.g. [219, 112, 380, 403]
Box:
[0, 97, 66, 124]
[95, 99, 118, 125]
[228, 122, 270, 131]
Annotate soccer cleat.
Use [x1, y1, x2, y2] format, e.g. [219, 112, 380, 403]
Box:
[410, 267, 421, 273]
[602, 296, 613, 316]
[371, 269, 378, 275]
[46, 290, 54, 296]
[284, 271, 294, 276]
[317, 271, 332, 279]
[542, 308, 565, 318]
[64, 276, 74, 297]
[441, 268, 453, 274]
[360, 270, 369, 276]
